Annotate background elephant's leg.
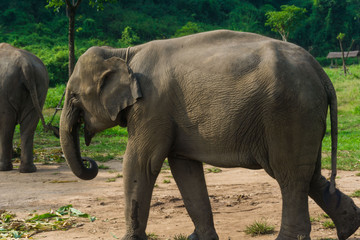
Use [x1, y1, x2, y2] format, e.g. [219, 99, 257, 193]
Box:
[122, 152, 160, 240]
[18, 111, 39, 173]
[309, 167, 360, 240]
[0, 112, 16, 171]
[168, 157, 218, 240]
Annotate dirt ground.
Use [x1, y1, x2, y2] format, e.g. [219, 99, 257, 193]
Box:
[1, 160, 360, 240]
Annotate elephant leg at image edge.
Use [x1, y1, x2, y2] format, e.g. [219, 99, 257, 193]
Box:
[168, 156, 219, 240]
[121, 154, 160, 240]
[309, 174, 360, 240]
[0, 111, 16, 171]
[18, 111, 39, 173]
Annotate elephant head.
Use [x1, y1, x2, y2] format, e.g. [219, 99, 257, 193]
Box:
[60, 47, 142, 180]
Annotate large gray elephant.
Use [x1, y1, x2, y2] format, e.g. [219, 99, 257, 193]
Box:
[59, 30, 360, 240]
[0, 43, 49, 173]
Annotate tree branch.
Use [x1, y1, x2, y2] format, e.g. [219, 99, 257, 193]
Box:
[65, 0, 82, 9]
[74, 0, 83, 9]
[65, 0, 73, 8]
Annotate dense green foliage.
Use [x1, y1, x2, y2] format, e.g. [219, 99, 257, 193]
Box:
[265, 5, 307, 42]
[0, 0, 359, 86]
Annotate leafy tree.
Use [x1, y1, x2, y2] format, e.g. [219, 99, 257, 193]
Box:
[173, 22, 203, 38]
[227, 2, 264, 32]
[119, 26, 140, 47]
[265, 5, 307, 41]
[309, 0, 347, 56]
[46, 0, 115, 78]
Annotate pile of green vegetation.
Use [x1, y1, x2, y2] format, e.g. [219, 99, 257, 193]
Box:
[0, 0, 359, 86]
[0, 205, 94, 239]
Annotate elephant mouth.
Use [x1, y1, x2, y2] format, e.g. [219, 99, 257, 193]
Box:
[79, 112, 95, 146]
[84, 124, 95, 146]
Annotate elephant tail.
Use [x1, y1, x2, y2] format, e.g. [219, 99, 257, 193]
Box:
[21, 59, 48, 132]
[326, 74, 338, 194]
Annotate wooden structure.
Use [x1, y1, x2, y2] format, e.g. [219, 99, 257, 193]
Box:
[327, 50, 360, 66]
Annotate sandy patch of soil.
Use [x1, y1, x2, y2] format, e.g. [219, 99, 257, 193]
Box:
[1, 161, 360, 239]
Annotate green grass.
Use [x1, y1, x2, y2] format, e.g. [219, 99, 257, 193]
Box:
[244, 220, 275, 236]
[321, 64, 360, 170]
[106, 178, 116, 182]
[98, 164, 110, 170]
[147, 233, 159, 240]
[351, 190, 360, 197]
[43, 84, 66, 109]
[322, 220, 335, 229]
[173, 234, 189, 240]
[13, 102, 128, 164]
[206, 167, 222, 173]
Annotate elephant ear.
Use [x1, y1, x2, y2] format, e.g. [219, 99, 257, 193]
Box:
[98, 57, 142, 121]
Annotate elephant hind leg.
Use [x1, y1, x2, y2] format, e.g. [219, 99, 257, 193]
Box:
[0, 111, 16, 171]
[267, 138, 317, 239]
[18, 111, 39, 173]
[309, 173, 360, 240]
[168, 156, 219, 240]
[274, 170, 312, 240]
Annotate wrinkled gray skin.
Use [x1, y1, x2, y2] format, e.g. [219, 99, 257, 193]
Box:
[0, 43, 49, 173]
[59, 30, 360, 240]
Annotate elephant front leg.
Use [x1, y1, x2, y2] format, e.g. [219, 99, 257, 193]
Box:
[19, 112, 38, 173]
[168, 156, 219, 240]
[122, 154, 160, 240]
[0, 113, 16, 171]
[309, 174, 360, 240]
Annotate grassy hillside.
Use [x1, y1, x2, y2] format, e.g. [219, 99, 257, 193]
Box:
[322, 65, 360, 170]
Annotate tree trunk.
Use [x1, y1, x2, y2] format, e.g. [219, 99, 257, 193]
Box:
[68, 5, 76, 78]
[338, 39, 347, 76]
[66, 0, 82, 78]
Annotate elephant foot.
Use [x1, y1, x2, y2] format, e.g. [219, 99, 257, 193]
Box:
[188, 232, 199, 240]
[19, 163, 37, 173]
[188, 230, 219, 240]
[275, 235, 310, 240]
[310, 177, 360, 240]
[0, 161, 13, 171]
[333, 194, 360, 240]
[337, 218, 360, 240]
[276, 228, 310, 240]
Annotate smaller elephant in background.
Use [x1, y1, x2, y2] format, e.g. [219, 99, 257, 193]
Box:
[0, 43, 49, 173]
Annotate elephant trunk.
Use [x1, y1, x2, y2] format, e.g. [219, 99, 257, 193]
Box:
[59, 99, 98, 180]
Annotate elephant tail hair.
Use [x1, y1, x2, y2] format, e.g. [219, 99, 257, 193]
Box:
[327, 74, 338, 195]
